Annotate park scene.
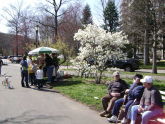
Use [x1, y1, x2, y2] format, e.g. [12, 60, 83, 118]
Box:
[0, 0, 165, 124]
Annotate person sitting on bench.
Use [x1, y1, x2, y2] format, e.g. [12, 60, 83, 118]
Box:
[108, 74, 144, 123]
[100, 71, 129, 117]
[130, 76, 163, 124]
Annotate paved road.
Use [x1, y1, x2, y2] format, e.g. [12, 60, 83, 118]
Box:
[0, 64, 108, 124]
[60, 66, 165, 81]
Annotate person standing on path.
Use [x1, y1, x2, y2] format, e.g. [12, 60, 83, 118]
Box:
[20, 56, 30, 88]
[52, 53, 60, 81]
[0, 57, 3, 76]
[35, 65, 44, 89]
[27, 55, 34, 85]
[37, 54, 46, 77]
[45, 54, 54, 83]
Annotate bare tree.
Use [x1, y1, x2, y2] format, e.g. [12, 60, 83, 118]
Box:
[38, 0, 74, 42]
[58, 2, 82, 54]
[3, 1, 23, 56]
[0, 33, 13, 55]
[36, 15, 55, 44]
[120, 0, 165, 73]
[120, 0, 154, 65]
[120, 0, 144, 57]
[151, 0, 164, 73]
[19, 8, 35, 43]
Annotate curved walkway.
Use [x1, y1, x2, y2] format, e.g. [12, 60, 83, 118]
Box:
[0, 64, 108, 124]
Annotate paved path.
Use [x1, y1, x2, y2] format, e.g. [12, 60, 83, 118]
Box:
[0, 64, 108, 124]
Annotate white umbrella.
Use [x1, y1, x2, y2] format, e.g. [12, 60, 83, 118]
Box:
[28, 47, 59, 55]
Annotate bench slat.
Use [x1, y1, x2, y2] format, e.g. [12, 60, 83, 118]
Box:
[160, 90, 165, 100]
[161, 96, 165, 100]
[160, 90, 165, 95]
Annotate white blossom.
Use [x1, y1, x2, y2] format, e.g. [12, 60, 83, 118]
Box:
[73, 24, 129, 74]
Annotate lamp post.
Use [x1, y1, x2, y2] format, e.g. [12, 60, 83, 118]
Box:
[35, 25, 39, 48]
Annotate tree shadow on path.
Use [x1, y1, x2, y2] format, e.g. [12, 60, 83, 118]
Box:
[0, 110, 70, 124]
[30, 86, 60, 93]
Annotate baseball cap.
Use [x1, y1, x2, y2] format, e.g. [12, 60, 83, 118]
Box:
[113, 71, 120, 76]
[141, 76, 153, 83]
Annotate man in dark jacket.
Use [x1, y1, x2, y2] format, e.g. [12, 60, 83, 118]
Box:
[100, 71, 129, 117]
[108, 74, 144, 123]
[45, 54, 54, 83]
[20, 56, 30, 88]
[130, 76, 163, 124]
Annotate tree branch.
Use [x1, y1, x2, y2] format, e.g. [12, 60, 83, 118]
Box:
[44, 8, 55, 16]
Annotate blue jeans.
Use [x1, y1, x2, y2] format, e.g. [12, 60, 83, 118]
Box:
[112, 98, 134, 117]
[112, 98, 124, 116]
[47, 65, 54, 83]
[21, 70, 29, 87]
[125, 100, 134, 117]
[130, 105, 163, 124]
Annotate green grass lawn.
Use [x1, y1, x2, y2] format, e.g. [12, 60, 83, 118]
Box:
[53, 76, 165, 111]
[53, 77, 107, 111]
[61, 68, 165, 77]
[140, 61, 165, 70]
[117, 71, 165, 77]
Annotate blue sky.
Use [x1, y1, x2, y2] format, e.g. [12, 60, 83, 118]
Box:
[84, 0, 121, 25]
[0, 0, 121, 33]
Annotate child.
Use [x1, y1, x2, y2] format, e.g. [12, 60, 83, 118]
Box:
[35, 65, 43, 89]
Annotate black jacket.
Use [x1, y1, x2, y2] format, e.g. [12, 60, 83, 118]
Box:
[108, 79, 129, 97]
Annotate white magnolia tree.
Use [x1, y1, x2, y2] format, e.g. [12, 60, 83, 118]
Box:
[70, 57, 92, 78]
[73, 24, 129, 83]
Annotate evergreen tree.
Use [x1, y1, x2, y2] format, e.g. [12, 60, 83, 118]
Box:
[82, 4, 93, 25]
[103, 0, 119, 32]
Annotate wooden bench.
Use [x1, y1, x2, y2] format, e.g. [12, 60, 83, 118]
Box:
[148, 90, 165, 124]
[135, 90, 165, 124]
[160, 90, 165, 103]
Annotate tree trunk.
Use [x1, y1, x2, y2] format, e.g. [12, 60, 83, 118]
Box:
[152, 13, 157, 74]
[53, 0, 58, 43]
[133, 47, 137, 58]
[55, 14, 58, 40]
[81, 70, 84, 78]
[16, 32, 19, 56]
[152, 41, 157, 74]
[143, 29, 150, 65]
[81, 69, 86, 78]
[162, 36, 165, 60]
[95, 70, 103, 84]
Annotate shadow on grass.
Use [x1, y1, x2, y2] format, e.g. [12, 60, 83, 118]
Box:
[50, 79, 83, 87]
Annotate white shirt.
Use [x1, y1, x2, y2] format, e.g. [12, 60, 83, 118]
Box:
[35, 69, 43, 79]
[27, 58, 32, 66]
